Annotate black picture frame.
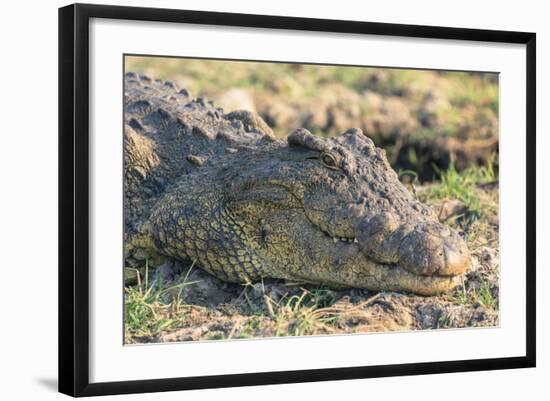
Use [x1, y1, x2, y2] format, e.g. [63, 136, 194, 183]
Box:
[58, 3, 536, 397]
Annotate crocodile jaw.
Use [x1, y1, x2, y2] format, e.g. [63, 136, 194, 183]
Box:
[354, 212, 472, 279]
[315, 233, 464, 296]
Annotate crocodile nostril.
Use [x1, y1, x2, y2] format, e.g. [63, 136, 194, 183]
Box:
[397, 227, 471, 277]
[441, 238, 471, 276]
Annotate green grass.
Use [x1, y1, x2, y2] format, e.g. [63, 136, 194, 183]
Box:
[427, 156, 496, 218]
[477, 285, 498, 310]
[272, 290, 336, 337]
[124, 260, 199, 341]
[449, 279, 498, 311]
[416, 156, 499, 252]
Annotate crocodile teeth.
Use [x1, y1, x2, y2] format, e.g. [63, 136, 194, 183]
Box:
[332, 236, 356, 244]
[353, 237, 358, 243]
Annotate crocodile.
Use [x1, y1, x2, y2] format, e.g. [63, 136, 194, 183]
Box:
[124, 72, 471, 296]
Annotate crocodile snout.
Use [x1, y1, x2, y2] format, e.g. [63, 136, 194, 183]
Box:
[397, 222, 471, 276]
[357, 213, 471, 278]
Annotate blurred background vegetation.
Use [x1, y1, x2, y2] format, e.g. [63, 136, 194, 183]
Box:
[126, 56, 498, 182]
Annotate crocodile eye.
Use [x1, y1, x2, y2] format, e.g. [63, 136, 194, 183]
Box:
[320, 152, 339, 170]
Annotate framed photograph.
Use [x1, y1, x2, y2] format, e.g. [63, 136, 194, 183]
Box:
[58, 3, 536, 397]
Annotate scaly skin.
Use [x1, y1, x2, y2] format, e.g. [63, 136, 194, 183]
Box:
[124, 73, 471, 296]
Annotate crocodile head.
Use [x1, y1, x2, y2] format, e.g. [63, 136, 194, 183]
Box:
[220, 128, 471, 295]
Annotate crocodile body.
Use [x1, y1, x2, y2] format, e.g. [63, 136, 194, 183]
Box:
[124, 72, 471, 296]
